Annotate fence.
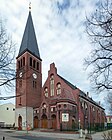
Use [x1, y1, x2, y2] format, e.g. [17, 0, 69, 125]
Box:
[60, 123, 112, 133]
[86, 123, 112, 133]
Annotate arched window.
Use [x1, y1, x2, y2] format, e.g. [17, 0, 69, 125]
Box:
[19, 97, 22, 106]
[44, 87, 48, 97]
[93, 107, 95, 112]
[19, 80, 22, 87]
[33, 81, 37, 88]
[56, 83, 61, 95]
[85, 103, 88, 110]
[37, 62, 39, 70]
[50, 75, 54, 96]
[42, 103, 47, 114]
[33, 60, 36, 68]
[30, 57, 32, 66]
[64, 104, 67, 108]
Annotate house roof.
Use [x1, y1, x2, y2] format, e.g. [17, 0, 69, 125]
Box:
[79, 90, 105, 110]
[17, 11, 41, 59]
[58, 74, 104, 110]
[58, 75, 77, 90]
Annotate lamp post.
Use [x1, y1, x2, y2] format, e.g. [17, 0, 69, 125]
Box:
[26, 89, 28, 134]
[26, 105, 28, 133]
[79, 119, 83, 138]
[88, 104, 91, 134]
[79, 119, 80, 130]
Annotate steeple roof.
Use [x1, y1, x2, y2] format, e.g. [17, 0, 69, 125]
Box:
[18, 11, 41, 60]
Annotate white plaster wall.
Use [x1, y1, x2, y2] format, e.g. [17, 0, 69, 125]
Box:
[0, 103, 15, 126]
[15, 107, 33, 130]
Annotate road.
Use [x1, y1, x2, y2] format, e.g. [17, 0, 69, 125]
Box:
[0, 129, 63, 140]
[0, 128, 111, 140]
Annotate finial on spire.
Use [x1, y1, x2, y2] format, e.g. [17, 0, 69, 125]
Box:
[29, 2, 31, 11]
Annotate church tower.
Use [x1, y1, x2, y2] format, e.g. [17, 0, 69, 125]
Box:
[15, 4, 42, 130]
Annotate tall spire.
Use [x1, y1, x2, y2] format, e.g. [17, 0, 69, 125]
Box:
[18, 4, 41, 60]
[29, 2, 31, 12]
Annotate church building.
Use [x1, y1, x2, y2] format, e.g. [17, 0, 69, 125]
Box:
[15, 6, 105, 131]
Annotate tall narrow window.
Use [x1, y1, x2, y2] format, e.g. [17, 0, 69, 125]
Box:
[19, 80, 22, 87]
[56, 83, 61, 95]
[30, 57, 32, 66]
[33, 60, 36, 68]
[33, 81, 36, 88]
[35, 81, 37, 88]
[50, 75, 54, 96]
[18, 61, 20, 69]
[20, 59, 22, 67]
[19, 97, 21, 105]
[37, 62, 39, 70]
[7, 107, 9, 110]
[44, 87, 48, 97]
[33, 81, 35, 88]
[23, 57, 25, 66]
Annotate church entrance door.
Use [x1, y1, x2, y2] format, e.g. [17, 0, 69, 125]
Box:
[51, 114, 57, 129]
[18, 115, 22, 130]
[34, 116, 38, 128]
[41, 114, 48, 128]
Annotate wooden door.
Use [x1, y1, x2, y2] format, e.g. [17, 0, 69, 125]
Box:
[51, 115, 56, 129]
[34, 116, 38, 128]
[41, 115, 48, 128]
[18, 116, 22, 130]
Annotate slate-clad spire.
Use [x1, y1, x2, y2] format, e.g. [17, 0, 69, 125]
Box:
[18, 8, 41, 59]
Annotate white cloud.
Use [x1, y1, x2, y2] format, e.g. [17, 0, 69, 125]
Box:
[0, 0, 106, 109]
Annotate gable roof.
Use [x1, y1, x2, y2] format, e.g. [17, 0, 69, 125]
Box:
[79, 90, 105, 110]
[17, 11, 41, 60]
[58, 74, 77, 90]
[58, 74, 104, 110]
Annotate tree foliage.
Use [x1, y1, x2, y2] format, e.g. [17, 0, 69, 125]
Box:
[85, 0, 112, 92]
[0, 19, 15, 88]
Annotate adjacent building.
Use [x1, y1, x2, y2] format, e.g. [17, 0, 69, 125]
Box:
[15, 7, 105, 131]
[0, 103, 15, 128]
[106, 115, 112, 123]
[106, 115, 112, 129]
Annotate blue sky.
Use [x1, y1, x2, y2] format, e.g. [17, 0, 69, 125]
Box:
[0, 0, 107, 112]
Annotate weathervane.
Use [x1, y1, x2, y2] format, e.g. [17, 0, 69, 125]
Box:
[29, 2, 31, 11]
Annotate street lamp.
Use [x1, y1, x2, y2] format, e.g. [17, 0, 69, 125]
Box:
[79, 119, 83, 138]
[79, 119, 80, 130]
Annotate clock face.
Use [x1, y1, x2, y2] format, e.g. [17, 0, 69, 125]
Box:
[19, 72, 22, 78]
[33, 73, 37, 79]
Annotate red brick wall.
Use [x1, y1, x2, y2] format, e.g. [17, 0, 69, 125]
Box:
[16, 52, 42, 108]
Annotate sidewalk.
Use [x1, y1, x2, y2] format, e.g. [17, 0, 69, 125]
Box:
[15, 129, 92, 140]
[15, 129, 111, 140]
[16, 130, 81, 140]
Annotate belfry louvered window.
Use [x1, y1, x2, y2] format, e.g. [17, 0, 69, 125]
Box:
[37, 62, 39, 70]
[33, 60, 36, 68]
[30, 57, 32, 66]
